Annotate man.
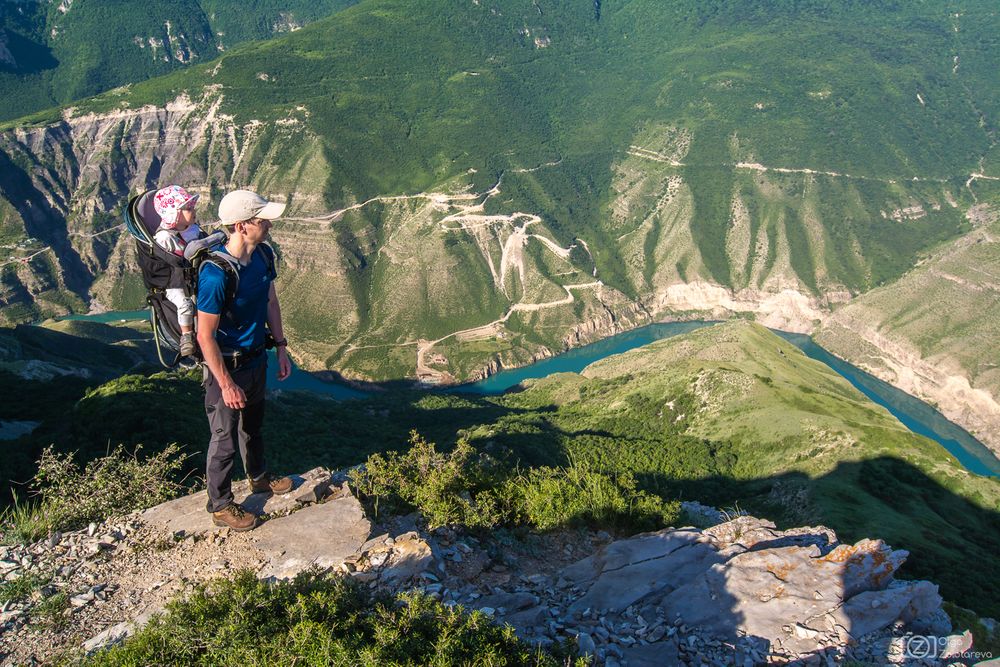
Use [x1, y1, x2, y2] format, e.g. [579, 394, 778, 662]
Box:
[196, 189, 293, 531]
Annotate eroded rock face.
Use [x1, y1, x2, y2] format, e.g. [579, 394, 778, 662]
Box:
[501, 517, 949, 663]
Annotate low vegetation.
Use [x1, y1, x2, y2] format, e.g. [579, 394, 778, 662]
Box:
[84, 570, 580, 667]
[352, 431, 679, 533]
[0, 445, 188, 544]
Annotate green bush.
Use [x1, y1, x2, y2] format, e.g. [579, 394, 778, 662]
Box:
[87, 570, 577, 667]
[0, 444, 189, 542]
[352, 431, 510, 529]
[515, 464, 680, 532]
[352, 431, 678, 534]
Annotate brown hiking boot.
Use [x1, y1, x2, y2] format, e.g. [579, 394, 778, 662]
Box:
[250, 473, 293, 495]
[212, 503, 258, 532]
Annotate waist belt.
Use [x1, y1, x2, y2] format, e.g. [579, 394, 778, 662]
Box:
[220, 345, 265, 370]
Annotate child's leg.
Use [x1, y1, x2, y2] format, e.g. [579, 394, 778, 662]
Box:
[165, 290, 196, 354]
[164, 289, 195, 332]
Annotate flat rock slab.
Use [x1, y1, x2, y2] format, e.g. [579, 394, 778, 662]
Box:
[255, 493, 371, 579]
[140, 468, 331, 537]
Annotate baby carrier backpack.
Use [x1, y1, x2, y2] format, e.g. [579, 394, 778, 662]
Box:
[123, 189, 253, 368]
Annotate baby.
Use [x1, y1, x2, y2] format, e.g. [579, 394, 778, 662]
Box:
[152, 185, 203, 357]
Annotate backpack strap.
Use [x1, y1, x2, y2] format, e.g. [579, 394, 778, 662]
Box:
[192, 241, 276, 323]
[198, 252, 242, 323]
[258, 242, 278, 281]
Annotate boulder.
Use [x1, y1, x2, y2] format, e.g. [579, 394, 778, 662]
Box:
[254, 492, 371, 580]
[550, 517, 946, 657]
[561, 529, 723, 613]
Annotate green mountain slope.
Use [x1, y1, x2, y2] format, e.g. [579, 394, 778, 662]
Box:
[0, 0, 357, 122]
[1, 0, 998, 389]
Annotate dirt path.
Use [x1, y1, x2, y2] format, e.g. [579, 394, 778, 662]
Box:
[415, 282, 603, 383]
[625, 146, 984, 187]
[1, 224, 123, 270]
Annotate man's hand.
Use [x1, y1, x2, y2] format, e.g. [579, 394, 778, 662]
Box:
[221, 380, 247, 409]
[276, 347, 292, 381]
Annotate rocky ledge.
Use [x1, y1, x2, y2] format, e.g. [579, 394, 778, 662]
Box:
[0, 468, 991, 666]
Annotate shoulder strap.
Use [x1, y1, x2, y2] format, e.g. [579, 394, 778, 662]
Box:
[198, 252, 241, 319]
[257, 242, 277, 280]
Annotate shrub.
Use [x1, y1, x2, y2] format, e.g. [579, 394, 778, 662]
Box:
[87, 570, 578, 666]
[0, 444, 189, 542]
[515, 464, 680, 532]
[351, 431, 510, 529]
[353, 431, 678, 535]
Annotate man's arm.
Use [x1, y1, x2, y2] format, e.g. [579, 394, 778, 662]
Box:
[197, 310, 246, 409]
[267, 282, 291, 381]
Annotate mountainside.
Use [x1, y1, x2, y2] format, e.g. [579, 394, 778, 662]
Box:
[0, 0, 357, 122]
[1, 0, 999, 441]
[817, 187, 1000, 454]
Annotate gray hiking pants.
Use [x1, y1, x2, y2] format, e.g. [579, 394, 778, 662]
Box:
[204, 361, 267, 513]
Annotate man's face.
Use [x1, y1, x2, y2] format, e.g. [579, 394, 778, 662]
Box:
[241, 217, 271, 240]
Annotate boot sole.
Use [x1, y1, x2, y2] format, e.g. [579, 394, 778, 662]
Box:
[250, 486, 293, 495]
[212, 516, 258, 532]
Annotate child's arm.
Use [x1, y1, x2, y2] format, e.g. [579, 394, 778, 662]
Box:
[154, 230, 185, 256]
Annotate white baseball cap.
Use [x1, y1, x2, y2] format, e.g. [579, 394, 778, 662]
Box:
[218, 189, 286, 225]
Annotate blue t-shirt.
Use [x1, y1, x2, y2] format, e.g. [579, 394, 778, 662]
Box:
[196, 245, 275, 356]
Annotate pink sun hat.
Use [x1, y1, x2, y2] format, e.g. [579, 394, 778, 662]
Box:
[153, 185, 200, 229]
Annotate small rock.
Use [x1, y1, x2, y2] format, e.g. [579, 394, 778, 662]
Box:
[368, 551, 389, 568]
[577, 632, 596, 655]
[0, 609, 24, 624]
[87, 522, 98, 537]
[794, 623, 819, 640]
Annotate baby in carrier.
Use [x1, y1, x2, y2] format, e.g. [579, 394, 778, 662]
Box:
[152, 185, 203, 356]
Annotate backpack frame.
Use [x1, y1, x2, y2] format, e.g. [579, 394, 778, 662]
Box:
[123, 189, 275, 368]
